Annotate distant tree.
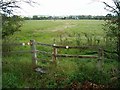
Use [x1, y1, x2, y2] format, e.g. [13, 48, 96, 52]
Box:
[103, 0, 120, 61]
[48, 16, 52, 20]
[24, 16, 31, 20]
[33, 15, 38, 20]
[106, 14, 112, 18]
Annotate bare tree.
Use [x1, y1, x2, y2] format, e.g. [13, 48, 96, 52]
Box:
[0, 0, 38, 15]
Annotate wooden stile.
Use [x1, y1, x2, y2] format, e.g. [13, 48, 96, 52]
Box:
[30, 40, 37, 68]
[2, 40, 104, 69]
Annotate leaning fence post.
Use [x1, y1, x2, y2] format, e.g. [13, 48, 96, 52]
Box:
[97, 47, 103, 71]
[30, 40, 37, 69]
[52, 44, 57, 65]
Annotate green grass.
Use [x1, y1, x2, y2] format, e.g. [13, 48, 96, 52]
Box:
[15, 20, 105, 43]
[3, 56, 120, 88]
[2, 20, 120, 88]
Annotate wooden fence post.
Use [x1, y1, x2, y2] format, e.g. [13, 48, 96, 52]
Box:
[97, 48, 104, 71]
[30, 40, 37, 69]
[52, 44, 57, 65]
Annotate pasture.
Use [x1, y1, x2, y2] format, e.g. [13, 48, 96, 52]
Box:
[2, 20, 120, 88]
[17, 20, 105, 44]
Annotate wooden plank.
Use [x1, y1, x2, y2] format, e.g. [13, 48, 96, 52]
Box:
[36, 42, 103, 50]
[2, 43, 23, 46]
[2, 50, 40, 54]
[56, 54, 98, 58]
[37, 42, 53, 46]
[2, 50, 51, 53]
[53, 45, 100, 49]
[2, 42, 31, 46]
[104, 49, 117, 54]
[2, 50, 32, 54]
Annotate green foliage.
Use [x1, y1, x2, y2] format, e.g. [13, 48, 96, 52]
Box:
[2, 14, 23, 55]
[103, 15, 120, 60]
[103, 0, 120, 60]
[103, 15, 118, 37]
[2, 14, 23, 39]
[2, 56, 120, 88]
[2, 36, 19, 56]
[3, 73, 19, 88]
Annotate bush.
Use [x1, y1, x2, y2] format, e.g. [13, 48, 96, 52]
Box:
[2, 36, 20, 56]
[2, 15, 23, 39]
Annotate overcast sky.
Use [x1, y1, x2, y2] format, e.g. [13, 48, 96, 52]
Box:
[16, 0, 113, 17]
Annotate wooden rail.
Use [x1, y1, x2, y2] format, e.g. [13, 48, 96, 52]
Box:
[53, 45, 100, 49]
[3, 40, 104, 70]
[56, 54, 98, 58]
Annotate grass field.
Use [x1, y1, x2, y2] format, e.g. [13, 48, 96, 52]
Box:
[2, 20, 120, 88]
[15, 20, 104, 43]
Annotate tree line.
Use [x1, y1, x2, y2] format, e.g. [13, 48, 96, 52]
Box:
[24, 15, 106, 20]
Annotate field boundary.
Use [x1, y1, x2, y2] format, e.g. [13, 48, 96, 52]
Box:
[3, 39, 104, 70]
